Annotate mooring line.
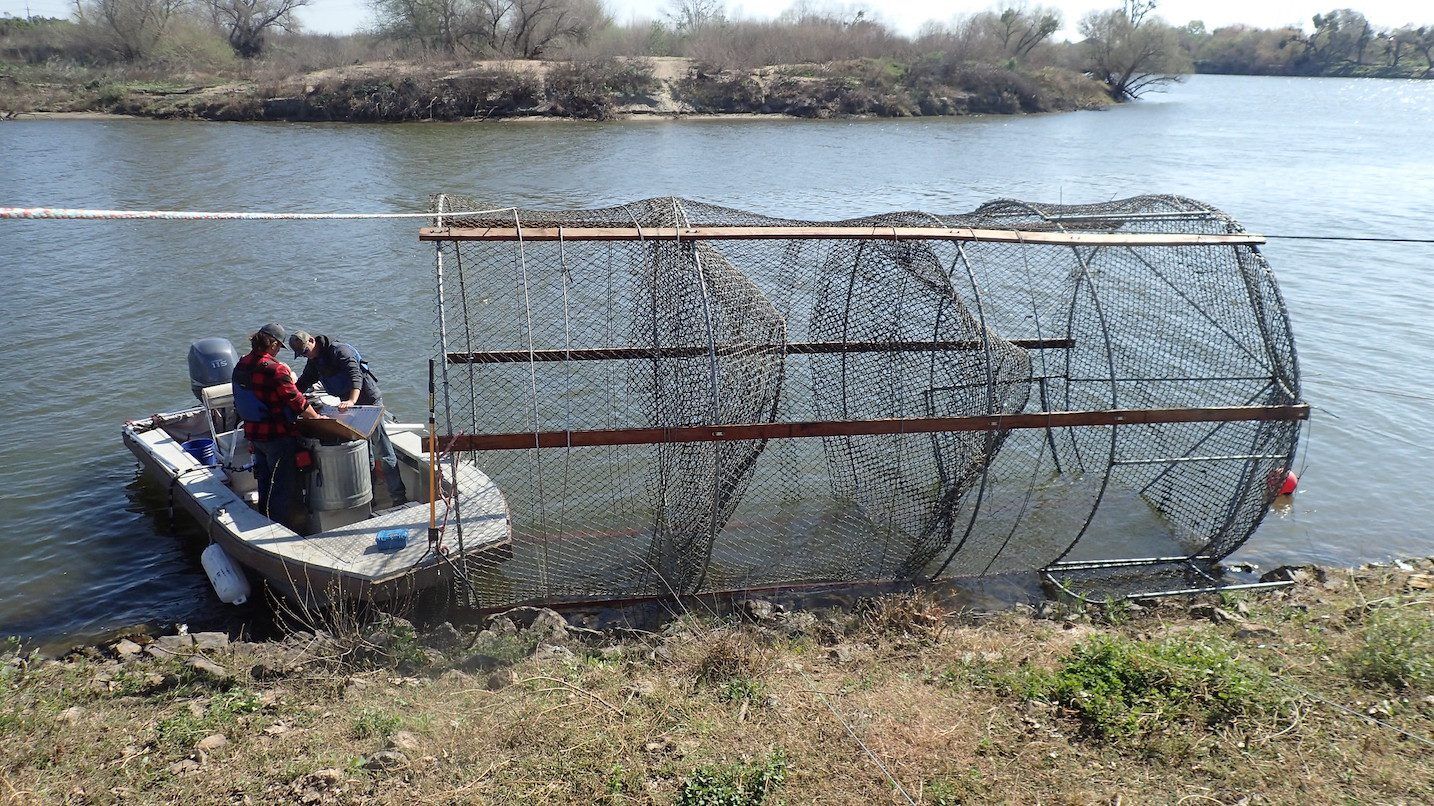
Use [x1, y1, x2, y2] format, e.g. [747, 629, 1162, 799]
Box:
[1264, 234, 1434, 244]
[810, 683, 918, 805]
[0, 206, 515, 220]
[1271, 675, 1434, 749]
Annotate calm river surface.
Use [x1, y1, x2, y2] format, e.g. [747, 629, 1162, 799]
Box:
[2, 74, 1431, 644]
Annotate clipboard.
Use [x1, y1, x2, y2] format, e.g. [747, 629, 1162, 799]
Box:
[296, 404, 384, 442]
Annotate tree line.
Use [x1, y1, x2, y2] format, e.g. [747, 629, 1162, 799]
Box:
[1182, 10, 1433, 78]
[1, 1, 1429, 96]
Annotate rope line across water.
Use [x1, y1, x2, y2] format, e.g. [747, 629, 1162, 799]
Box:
[0, 206, 515, 221]
[4, 207, 1434, 244]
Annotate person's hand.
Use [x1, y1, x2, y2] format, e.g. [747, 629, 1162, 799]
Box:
[338, 400, 353, 413]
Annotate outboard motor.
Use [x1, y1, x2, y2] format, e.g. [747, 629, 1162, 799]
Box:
[188, 337, 239, 399]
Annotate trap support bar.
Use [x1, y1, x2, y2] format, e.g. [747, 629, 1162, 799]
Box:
[419, 225, 1266, 247]
[446, 338, 1075, 364]
[441, 404, 1309, 452]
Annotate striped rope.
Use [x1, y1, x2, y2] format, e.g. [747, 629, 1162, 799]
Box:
[0, 206, 514, 221]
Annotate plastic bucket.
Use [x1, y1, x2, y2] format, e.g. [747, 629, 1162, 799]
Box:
[182, 438, 218, 466]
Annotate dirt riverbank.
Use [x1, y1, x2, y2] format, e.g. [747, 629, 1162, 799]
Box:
[0, 56, 1113, 123]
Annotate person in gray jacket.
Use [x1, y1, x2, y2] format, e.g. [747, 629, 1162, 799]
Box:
[289, 330, 408, 506]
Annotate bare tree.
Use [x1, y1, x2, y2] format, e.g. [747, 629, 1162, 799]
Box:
[1080, 2, 1190, 100]
[1122, 0, 1157, 26]
[203, 0, 309, 58]
[77, 0, 185, 60]
[493, 0, 605, 58]
[371, 0, 601, 58]
[665, 0, 723, 36]
[467, 0, 602, 58]
[370, 0, 471, 55]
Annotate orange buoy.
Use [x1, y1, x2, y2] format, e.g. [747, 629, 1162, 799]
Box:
[1279, 470, 1298, 496]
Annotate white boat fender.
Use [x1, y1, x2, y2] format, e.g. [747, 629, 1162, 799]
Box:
[201, 543, 251, 605]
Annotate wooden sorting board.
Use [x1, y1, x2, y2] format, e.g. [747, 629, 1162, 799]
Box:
[296, 404, 384, 442]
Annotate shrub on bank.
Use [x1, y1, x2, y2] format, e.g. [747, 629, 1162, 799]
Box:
[674, 65, 764, 112]
[906, 55, 1042, 114]
[674, 57, 1100, 118]
[257, 70, 541, 122]
[444, 71, 543, 118]
[545, 58, 659, 119]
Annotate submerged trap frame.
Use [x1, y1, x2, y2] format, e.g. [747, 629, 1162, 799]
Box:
[421, 195, 1306, 606]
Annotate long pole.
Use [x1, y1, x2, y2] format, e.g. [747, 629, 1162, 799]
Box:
[418, 225, 1267, 247]
[441, 404, 1310, 452]
[427, 358, 439, 547]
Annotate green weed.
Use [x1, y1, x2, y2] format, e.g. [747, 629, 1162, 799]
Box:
[718, 677, 766, 704]
[675, 750, 788, 806]
[604, 762, 628, 796]
[351, 708, 401, 739]
[925, 767, 984, 805]
[1028, 634, 1281, 739]
[467, 630, 540, 667]
[208, 688, 263, 718]
[153, 687, 264, 751]
[155, 710, 208, 750]
[937, 657, 1049, 699]
[1346, 607, 1433, 691]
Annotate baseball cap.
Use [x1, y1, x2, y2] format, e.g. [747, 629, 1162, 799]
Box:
[289, 330, 313, 357]
[258, 322, 287, 346]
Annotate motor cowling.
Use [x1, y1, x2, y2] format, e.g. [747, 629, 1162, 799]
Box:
[188, 337, 238, 399]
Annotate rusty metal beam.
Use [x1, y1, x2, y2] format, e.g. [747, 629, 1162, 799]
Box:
[446, 338, 1076, 364]
[441, 404, 1309, 452]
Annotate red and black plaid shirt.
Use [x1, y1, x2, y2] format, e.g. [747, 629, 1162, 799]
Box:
[234, 350, 308, 441]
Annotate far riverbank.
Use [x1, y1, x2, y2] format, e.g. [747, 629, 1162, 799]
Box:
[1, 56, 1113, 123]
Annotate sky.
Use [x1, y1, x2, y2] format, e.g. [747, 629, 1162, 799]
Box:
[3, 0, 1430, 40]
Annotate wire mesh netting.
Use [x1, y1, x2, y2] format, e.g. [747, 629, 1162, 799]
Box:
[424, 195, 1303, 608]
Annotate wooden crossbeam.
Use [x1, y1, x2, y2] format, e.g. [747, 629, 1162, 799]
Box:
[419, 225, 1265, 247]
[441, 404, 1309, 452]
[446, 338, 1075, 364]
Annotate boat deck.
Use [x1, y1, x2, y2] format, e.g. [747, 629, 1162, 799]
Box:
[248, 504, 441, 581]
[123, 409, 510, 597]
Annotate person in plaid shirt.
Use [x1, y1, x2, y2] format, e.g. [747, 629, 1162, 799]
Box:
[233, 323, 319, 529]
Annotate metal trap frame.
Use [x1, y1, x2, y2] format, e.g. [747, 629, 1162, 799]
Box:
[1042, 556, 1295, 604]
[419, 195, 1306, 608]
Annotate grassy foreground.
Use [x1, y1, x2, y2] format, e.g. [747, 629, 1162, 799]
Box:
[3, 561, 1431, 804]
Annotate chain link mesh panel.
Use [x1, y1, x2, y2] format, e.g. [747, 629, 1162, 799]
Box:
[425, 195, 1302, 607]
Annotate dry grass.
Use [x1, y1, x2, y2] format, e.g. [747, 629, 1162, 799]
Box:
[2, 562, 1431, 803]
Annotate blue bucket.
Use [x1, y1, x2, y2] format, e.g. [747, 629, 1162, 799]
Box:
[182, 438, 218, 467]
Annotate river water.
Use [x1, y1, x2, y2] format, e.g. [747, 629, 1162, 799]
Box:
[2, 74, 1431, 644]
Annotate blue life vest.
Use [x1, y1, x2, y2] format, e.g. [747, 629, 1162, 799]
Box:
[233, 384, 269, 423]
[233, 355, 296, 425]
